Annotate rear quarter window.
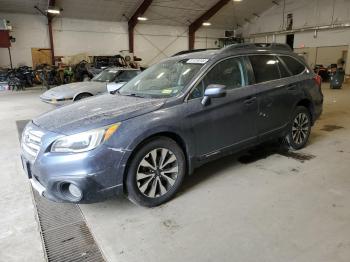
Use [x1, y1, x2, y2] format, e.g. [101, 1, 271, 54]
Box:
[249, 55, 282, 83]
[277, 60, 291, 78]
[279, 56, 306, 75]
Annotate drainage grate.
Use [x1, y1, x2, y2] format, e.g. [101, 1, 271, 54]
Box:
[16, 120, 105, 262]
[32, 191, 105, 262]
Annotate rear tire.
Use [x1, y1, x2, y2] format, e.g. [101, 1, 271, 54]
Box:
[125, 137, 186, 207]
[282, 106, 312, 150]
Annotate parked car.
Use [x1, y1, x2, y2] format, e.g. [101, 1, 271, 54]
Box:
[21, 43, 323, 207]
[40, 67, 140, 105]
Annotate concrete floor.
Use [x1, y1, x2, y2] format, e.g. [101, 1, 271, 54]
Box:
[1, 84, 350, 262]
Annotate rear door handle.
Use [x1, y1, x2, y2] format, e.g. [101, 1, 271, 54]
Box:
[244, 96, 257, 105]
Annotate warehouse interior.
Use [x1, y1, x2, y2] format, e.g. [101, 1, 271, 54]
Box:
[1, 0, 350, 261]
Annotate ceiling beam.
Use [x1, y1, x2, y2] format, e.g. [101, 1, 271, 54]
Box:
[128, 0, 154, 53]
[188, 0, 230, 50]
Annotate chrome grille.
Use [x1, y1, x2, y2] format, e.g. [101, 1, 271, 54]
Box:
[21, 126, 44, 160]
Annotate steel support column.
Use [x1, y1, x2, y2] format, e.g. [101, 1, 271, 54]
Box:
[128, 0, 153, 53]
[47, 17, 55, 65]
[47, 0, 56, 65]
[188, 0, 230, 50]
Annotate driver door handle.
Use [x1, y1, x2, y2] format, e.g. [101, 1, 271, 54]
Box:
[244, 96, 257, 105]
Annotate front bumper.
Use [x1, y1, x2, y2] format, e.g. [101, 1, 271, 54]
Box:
[21, 123, 127, 203]
[21, 153, 125, 203]
[25, 164, 124, 203]
[40, 95, 73, 106]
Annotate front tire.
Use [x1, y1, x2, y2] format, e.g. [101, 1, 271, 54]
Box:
[283, 106, 312, 150]
[74, 93, 92, 101]
[125, 137, 186, 207]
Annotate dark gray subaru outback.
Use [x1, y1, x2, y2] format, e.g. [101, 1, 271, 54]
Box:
[21, 43, 323, 207]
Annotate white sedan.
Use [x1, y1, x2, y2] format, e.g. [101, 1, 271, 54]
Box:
[40, 67, 140, 105]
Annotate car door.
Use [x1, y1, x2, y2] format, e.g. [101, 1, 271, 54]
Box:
[185, 56, 259, 158]
[248, 55, 296, 137]
[278, 55, 309, 113]
[84, 82, 107, 96]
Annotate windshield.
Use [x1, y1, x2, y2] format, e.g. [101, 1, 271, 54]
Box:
[119, 59, 205, 98]
[92, 69, 119, 82]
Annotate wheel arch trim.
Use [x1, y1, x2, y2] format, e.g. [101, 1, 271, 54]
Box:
[294, 98, 315, 124]
[119, 128, 194, 191]
[73, 92, 93, 101]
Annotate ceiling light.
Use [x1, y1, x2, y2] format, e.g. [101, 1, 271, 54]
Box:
[233, 0, 243, 2]
[47, 6, 61, 14]
[202, 22, 211, 26]
[137, 17, 148, 21]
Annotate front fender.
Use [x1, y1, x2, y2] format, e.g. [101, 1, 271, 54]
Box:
[127, 125, 188, 150]
[117, 125, 195, 185]
[74, 83, 107, 98]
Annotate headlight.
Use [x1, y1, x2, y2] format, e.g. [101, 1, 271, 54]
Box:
[51, 123, 121, 153]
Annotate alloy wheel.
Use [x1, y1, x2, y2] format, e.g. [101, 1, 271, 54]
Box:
[136, 148, 179, 198]
[292, 112, 310, 145]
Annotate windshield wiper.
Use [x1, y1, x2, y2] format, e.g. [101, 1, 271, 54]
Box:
[111, 89, 120, 95]
[124, 93, 145, 98]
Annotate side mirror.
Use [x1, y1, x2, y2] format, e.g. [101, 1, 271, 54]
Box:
[201, 84, 226, 106]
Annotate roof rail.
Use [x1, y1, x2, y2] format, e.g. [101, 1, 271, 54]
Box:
[221, 43, 292, 53]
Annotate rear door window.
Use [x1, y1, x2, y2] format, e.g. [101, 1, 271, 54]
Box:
[249, 55, 281, 83]
[279, 56, 306, 75]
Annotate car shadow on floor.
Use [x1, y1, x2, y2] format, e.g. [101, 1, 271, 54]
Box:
[179, 139, 318, 197]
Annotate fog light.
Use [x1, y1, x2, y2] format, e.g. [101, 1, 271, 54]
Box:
[68, 184, 82, 199]
[60, 182, 83, 202]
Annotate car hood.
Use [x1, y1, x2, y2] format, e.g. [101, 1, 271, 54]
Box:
[33, 94, 165, 135]
[41, 82, 106, 98]
[107, 82, 126, 92]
